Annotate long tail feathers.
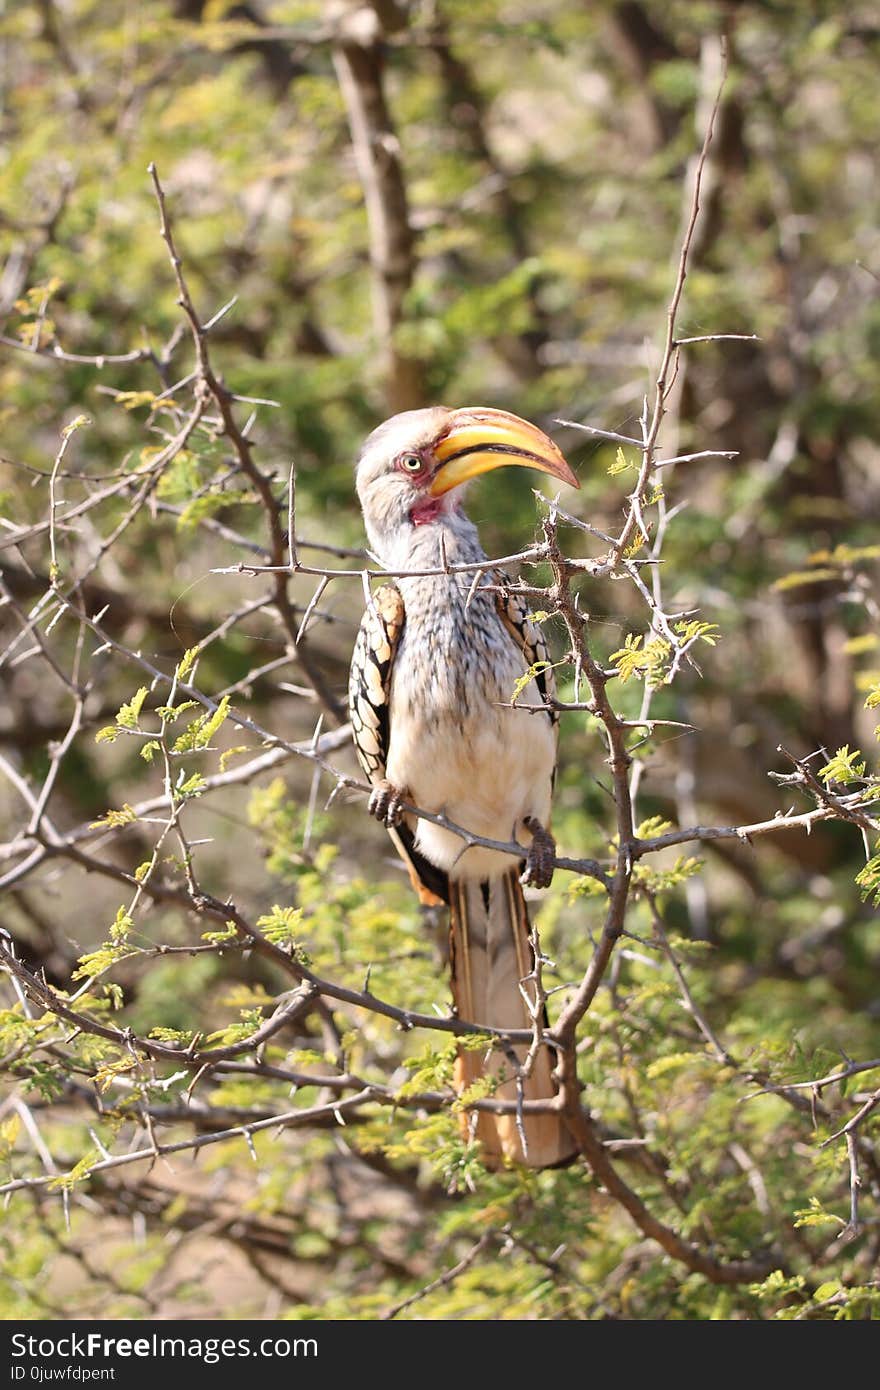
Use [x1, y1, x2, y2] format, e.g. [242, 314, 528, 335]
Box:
[448, 869, 578, 1170]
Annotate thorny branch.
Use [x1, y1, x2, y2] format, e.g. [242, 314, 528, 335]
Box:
[147, 162, 344, 727]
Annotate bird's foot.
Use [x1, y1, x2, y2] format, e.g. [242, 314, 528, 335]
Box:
[521, 816, 556, 889]
[368, 779, 407, 828]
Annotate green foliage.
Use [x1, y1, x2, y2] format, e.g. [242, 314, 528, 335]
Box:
[610, 633, 672, 686]
[855, 853, 880, 907]
[395, 1040, 459, 1098]
[72, 941, 131, 981]
[200, 921, 238, 945]
[116, 688, 149, 731]
[633, 854, 704, 894]
[1, 0, 879, 1326]
[89, 804, 138, 830]
[171, 696, 231, 753]
[47, 1150, 99, 1192]
[510, 659, 554, 703]
[819, 746, 867, 785]
[255, 905, 307, 951]
[205, 1008, 264, 1049]
[607, 447, 635, 477]
[0, 1113, 21, 1156]
[792, 1195, 846, 1231]
[674, 619, 720, 648]
[176, 647, 200, 680]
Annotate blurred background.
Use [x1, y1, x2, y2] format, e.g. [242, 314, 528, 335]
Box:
[1, 0, 879, 1320]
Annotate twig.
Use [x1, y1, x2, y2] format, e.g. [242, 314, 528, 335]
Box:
[380, 1233, 493, 1320]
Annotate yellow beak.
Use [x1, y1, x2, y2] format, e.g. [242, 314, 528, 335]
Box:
[429, 407, 579, 496]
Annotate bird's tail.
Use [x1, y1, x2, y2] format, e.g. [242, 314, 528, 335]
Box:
[448, 869, 578, 1170]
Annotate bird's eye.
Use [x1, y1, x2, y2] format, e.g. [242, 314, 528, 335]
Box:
[398, 452, 423, 473]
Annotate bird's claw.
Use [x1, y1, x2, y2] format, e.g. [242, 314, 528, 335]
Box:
[368, 780, 407, 828]
[521, 816, 555, 889]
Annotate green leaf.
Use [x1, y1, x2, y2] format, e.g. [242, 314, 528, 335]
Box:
[0, 1114, 21, 1151]
[818, 745, 866, 785]
[198, 696, 231, 746]
[256, 905, 306, 950]
[104, 982, 124, 1011]
[748, 1270, 806, 1299]
[61, 413, 90, 439]
[48, 1149, 99, 1191]
[116, 686, 149, 730]
[635, 815, 673, 838]
[72, 943, 130, 980]
[176, 770, 206, 798]
[607, 447, 635, 476]
[201, 921, 239, 945]
[92, 1056, 135, 1092]
[149, 1026, 197, 1045]
[814, 1281, 842, 1301]
[109, 907, 133, 942]
[634, 855, 703, 892]
[793, 1196, 846, 1229]
[176, 647, 200, 680]
[89, 803, 137, 830]
[510, 660, 552, 703]
[610, 634, 671, 686]
[864, 682, 880, 710]
[673, 619, 721, 647]
[172, 695, 231, 753]
[155, 700, 199, 721]
[219, 745, 250, 771]
[855, 852, 880, 906]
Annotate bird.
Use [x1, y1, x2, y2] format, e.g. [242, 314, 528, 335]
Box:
[349, 405, 580, 1169]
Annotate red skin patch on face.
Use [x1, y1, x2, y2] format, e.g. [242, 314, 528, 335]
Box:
[410, 494, 446, 526]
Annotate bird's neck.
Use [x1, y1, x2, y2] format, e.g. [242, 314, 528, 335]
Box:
[379, 508, 486, 574]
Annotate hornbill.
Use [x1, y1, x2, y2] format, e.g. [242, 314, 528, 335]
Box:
[350, 406, 579, 1169]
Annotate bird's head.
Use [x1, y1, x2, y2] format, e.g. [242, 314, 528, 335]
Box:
[355, 405, 578, 558]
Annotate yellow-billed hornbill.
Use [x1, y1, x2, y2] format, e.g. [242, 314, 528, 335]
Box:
[350, 406, 579, 1168]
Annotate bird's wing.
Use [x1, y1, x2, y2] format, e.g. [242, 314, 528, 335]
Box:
[493, 575, 558, 731]
[349, 583, 449, 906]
[348, 582, 404, 785]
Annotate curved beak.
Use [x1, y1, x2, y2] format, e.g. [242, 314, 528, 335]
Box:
[429, 407, 579, 497]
